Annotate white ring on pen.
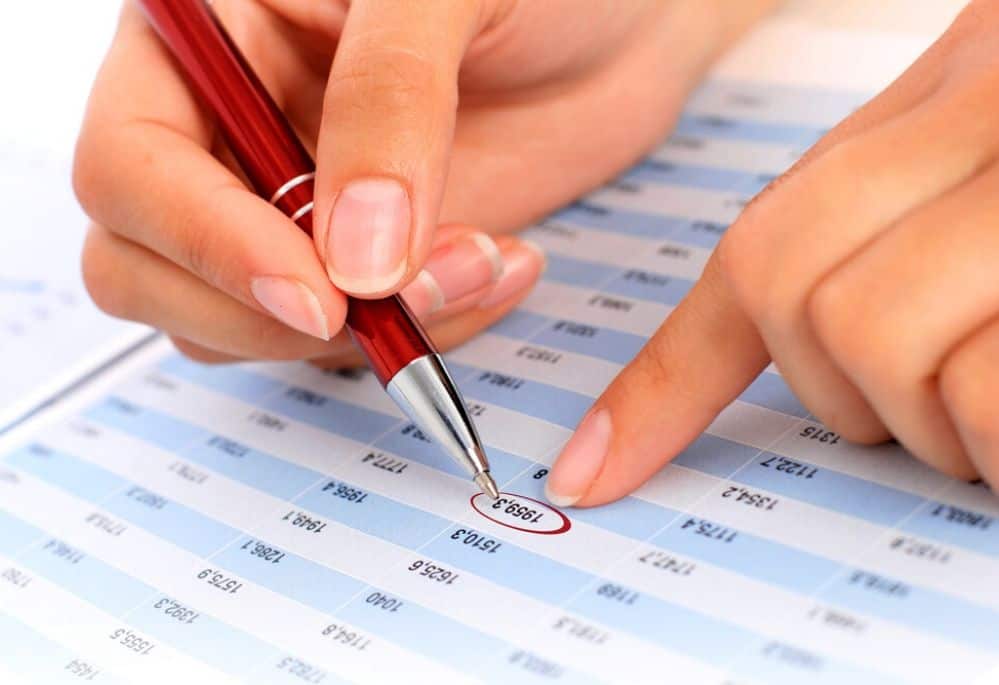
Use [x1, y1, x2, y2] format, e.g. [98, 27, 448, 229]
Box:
[290, 201, 314, 223]
[268, 172, 315, 205]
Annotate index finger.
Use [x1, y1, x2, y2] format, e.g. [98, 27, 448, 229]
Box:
[74, 4, 347, 339]
[544, 254, 769, 508]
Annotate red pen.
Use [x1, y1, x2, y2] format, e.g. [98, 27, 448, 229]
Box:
[137, 0, 498, 499]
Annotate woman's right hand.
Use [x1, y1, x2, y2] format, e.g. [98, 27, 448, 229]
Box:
[74, 0, 770, 364]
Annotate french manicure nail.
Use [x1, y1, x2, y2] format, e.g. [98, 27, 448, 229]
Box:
[413, 233, 504, 313]
[326, 178, 410, 293]
[250, 276, 330, 340]
[478, 239, 546, 309]
[545, 408, 612, 507]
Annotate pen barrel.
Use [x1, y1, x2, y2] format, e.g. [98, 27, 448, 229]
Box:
[136, 0, 314, 203]
[138, 0, 436, 384]
[346, 296, 434, 386]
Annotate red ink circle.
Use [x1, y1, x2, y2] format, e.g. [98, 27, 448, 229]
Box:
[470, 492, 572, 535]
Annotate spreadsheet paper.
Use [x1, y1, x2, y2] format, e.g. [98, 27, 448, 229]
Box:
[1, 22, 997, 685]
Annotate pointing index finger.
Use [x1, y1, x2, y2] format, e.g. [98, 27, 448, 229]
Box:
[546, 253, 770, 508]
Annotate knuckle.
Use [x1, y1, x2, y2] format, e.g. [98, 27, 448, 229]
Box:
[807, 274, 869, 371]
[809, 272, 907, 389]
[940, 343, 996, 441]
[715, 208, 779, 323]
[81, 226, 133, 319]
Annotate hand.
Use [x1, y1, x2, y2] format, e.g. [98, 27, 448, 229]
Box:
[74, 0, 770, 364]
[545, 0, 999, 507]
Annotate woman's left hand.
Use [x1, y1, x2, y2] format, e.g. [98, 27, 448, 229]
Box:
[546, 0, 999, 507]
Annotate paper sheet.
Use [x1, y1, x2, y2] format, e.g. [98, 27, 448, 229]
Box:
[1, 20, 997, 685]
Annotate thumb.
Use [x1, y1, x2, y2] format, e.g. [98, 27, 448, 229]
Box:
[312, 0, 489, 297]
[545, 255, 771, 507]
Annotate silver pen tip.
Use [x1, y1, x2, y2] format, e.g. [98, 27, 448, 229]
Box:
[474, 472, 500, 500]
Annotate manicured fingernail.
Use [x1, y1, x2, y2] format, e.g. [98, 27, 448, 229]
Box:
[545, 408, 611, 507]
[251, 276, 330, 340]
[403, 233, 503, 316]
[478, 239, 546, 309]
[326, 178, 410, 293]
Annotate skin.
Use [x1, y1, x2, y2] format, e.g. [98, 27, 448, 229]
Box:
[551, 0, 999, 506]
[74, 0, 771, 365]
[84, 0, 999, 506]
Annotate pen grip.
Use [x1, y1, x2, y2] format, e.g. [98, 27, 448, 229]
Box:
[138, 0, 434, 385]
[296, 211, 434, 387]
[137, 0, 312, 201]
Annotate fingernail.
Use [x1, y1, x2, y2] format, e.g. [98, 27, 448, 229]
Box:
[251, 276, 330, 340]
[326, 178, 410, 293]
[478, 239, 546, 309]
[545, 408, 611, 507]
[403, 233, 503, 316]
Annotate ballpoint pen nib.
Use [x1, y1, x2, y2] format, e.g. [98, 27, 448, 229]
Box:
[474, 472, 500, 500]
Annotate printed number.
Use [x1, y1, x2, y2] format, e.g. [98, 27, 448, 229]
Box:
[365, 591, 403, 612]
[168, 461, 208, 484]
[321, 623, 372, 651]
[125, 486, 166, 509]
[207, 436, 249, 457]
[400, 423, 431, 443]
[679, 517, 737, 543]
[449, 528, 502, 554]
[361, 452, 408, 474]
[720, 485, 778, 511]
[64, 659, 101, 680]
[281, 510, 328, 533]
[516, 346, 563, 364]
[248, 411, 287, 431]
[532, 468, 549, 480]
[929, 504, 993, 531]
[407, 559, 459, 585]
[848, 571, 909, 598]
[109, 629, 155, 656]
[85, 513, 126, 537]
[762, 642, 823, 671]
[240, 539, 286, 564]
[43, 539, 84, 564]
[889, 536, 952, 564]
[1, 567, 31, 588]
[806, 605, 866, 634]
[320, 481, 368, 504]
[759, 455, 818, 479]
[551, 616, 608, 645]
[153, 598, 199, 624]
[799, 425, 840, 444]
[636, 550, 695, 577]
[596, 583, 638, 605]
[491, 498, 544, 524]
[508, 650, 565, 679]
[478, 372, 525, 390]
[285, 387, 326, 407]
[197, 568, 243, 594]
[275, 656, 327, 684]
